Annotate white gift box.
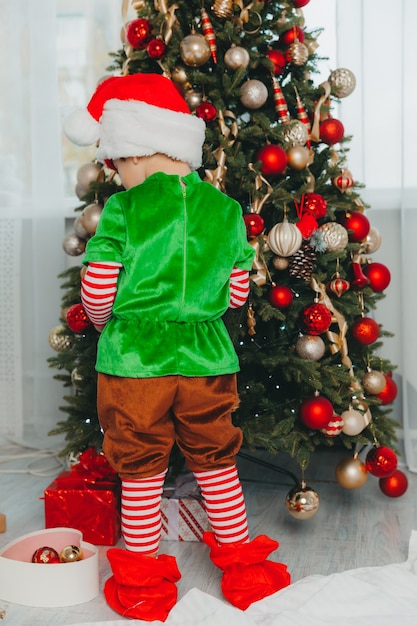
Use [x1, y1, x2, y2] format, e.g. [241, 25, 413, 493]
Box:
[0, 527, 99, 607]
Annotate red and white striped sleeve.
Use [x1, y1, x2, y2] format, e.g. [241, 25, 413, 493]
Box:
[229, 266, 250, 309]
[81, 261, 122, 328]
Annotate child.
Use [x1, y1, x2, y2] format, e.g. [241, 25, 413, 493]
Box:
[64, 73, 290, 621]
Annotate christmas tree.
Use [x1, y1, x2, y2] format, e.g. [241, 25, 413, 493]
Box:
[49, 0, 400, 495]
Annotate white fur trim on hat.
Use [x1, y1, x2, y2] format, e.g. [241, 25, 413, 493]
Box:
[96, 99, 206, 170]
[63, 109, 100, 146]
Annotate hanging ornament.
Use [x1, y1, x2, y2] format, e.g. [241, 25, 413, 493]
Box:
[338, 211, 370, 243]
[271, 76, 290, 123]
[293, 0, 311, 7]
[32, 546, 61, 564]
[48, 325, 71, 352]
[363, 227, 382, 254]
[273, 256, 289, 271]
[76, 162, 102, 194]
[285, 40, 309, 66]
[60, 545, 83, 563]
[256, 144, 287, 176]
[377, 374, 398, 405]
[350, 316, 380, 345]
[332, 169, 354, 192]
[285, 481, 319, 520]
[171, 66, 191, 88]
[336, 454, 368, 489]
[299, 193, 327, 219]
[286, 145, 310, 171]
[243, 213, 265, 238]
[201, 8, 217, 64]
[195, 101, 217, 122]
[365, 445, 398, 478]
[269, 285, 293, 309]
[71, 367, 84, 388]
[322, 414, 344, 437]
[184, 88, 203, 111]
[300, 302, 332, 335]
[279, 26, 305, 46]
[362, 368, 386, 395]
[351, 261, 371, 290]
[80, 203, 103, 236]
[240, 79, 268, 109]
[341, 407, 367, 436]
[296, 214, 318, 239]
[268, 216, 302, 257]
[66, 303, 91, 334]
[379, 470, 408, 497]
[293, 86, 311, 147]
[319, 118, 345, 145]
[318, 222, 349, 252]
[74, 215, 89, 240]
[288, 242, 317, 280]
[328, 68, 356, 98]
[327, 272, 350, 298]
[300, 393, 334, 429]
[295, 334, 326, 361]
[283, 120, 309, 148]
[246, 302, 256, 336]
[267, 49, 286, 76]
[147, 38, 167, 59]
[62, 232, 86, 257]
[180, 33, 211, 67]
[212, 0, 233, 19]
[363, 262, 391, 292]
[224, 45, 250, 70]
[125, 18, 152, 49]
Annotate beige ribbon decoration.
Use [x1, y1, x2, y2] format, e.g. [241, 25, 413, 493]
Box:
[249, 237, 270, 286]
[155, 1, 179, 45]
[204, 110, 238, 191]
[310, 81, 331, 143]
[247, 164, 272, 214]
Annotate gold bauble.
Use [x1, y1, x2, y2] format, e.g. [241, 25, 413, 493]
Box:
[362, 369, 386, 395]
[171, 66, 191, 88]
[60, 545, 83, 563]
[212, 0, 233, 19]
[224, 45, 250, 70]
[240, 79, 268, 109]
[272, 256, 289, 270]
[283, 120, 309, 148]
[62, 232, 86, 256]
[319, 222, 349, 252]
[286, 41, 309, 66]
[335, 456, 368, 489]
[286, 145, 310, 170]
[295, 334, 326, 361]
[76, 162, 102, 190]
[184, 88, 203, 111]
[48, 325, 71, 352]
[341, 408, 366, 436]
[80, 203, 103, 236]
[74, 215, 89, 240]
[363, 227, 382, 254]
[180, 34, 211, 67]
[286, 481, 320, 519]
[328, 68, 356, 98]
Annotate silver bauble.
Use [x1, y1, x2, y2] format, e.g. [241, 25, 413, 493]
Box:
[341, 408, 366, 436]
[76, 162, 102, 190]
[224, 45, 250, 70]
[184, 88, 203, 111]
[362, 369, 386, 395]
[286, 481, 320, 519]
[328, 68, 356, 98]
[286, 41, 309, 66]
[363, 227, 382, 254]
[295, 334, 326, 361]
[336, 456, 368, 489]
[171, 65, 191, 87]
[74, 215, 89, 240]
[272, 256, 289, 271]
[283, 120, 309, 148]
[62, 232, 86, 256]
[319, 222, 349, 252]
[240, 79, 268, 109]
[80, 203, 103, 235]
[180, 34, 211, 67]
[48, 325, 71, 352]
[286, 145, 310, 170]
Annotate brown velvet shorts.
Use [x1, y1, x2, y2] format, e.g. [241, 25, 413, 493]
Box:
[97, 373, 243, 479]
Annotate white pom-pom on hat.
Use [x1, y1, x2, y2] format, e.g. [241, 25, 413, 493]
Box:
[63, 109, 100, 146]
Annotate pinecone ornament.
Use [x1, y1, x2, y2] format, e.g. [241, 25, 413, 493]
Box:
[288, 243, 317, 281]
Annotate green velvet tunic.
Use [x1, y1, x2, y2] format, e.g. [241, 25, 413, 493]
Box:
[83, 171, 255, 378]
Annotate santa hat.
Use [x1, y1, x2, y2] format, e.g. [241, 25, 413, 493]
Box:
[63, 73, 206, 170]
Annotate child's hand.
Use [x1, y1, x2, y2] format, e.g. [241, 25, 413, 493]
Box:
[94, 324, 105, 333]
[80, 266, 87, 279]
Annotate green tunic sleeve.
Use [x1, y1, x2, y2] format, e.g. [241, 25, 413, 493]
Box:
[83, 195, 126, 265]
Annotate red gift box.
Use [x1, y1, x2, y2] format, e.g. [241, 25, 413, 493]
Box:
[43, 449, 121, 546]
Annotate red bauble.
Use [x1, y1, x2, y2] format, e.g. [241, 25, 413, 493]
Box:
[269, 285, 293, 309]
[379, 469, 408, 497]
[300, 395, 334, 429]
[126, 18, 152, 49]
[243, 213, 265, 238]
[32, 546, 60, 564]
[338, 211, 370, 243]
[377, 375, 398, 405]
[366, 446, 398, 478]
[147, 38, 166, 59]
[256, 145, 287, 176]
[300, 303, 332, 335]
[279, 26, 305, 46]
[319, 118, 345, 145]
[66, 303, 91, 333]
[301, 193, 327, 219]
[350, 316, 380, 345]
[195, 101, 217, 122]
[363, 262, 391, 292]
[293, 0, 311, 6]
[327, 275, 350, 297]
[266, 49, 286, 75]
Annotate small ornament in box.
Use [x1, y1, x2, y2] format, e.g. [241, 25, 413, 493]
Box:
[161, 472, 211, 542]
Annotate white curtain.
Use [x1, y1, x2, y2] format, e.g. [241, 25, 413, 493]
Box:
[1, 0, 416, 467]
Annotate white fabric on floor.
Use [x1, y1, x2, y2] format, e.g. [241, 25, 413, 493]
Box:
[69, 530, 417, 626]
